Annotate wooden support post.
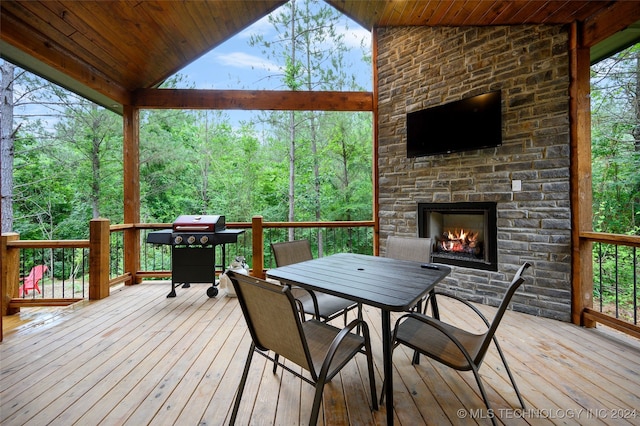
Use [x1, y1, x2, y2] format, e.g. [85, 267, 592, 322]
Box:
[123, 105, 141, 284]
[372, 27, 380, 257]
[90, 218, 111, 299]
[569, 22, 595, 327]
[252, 215, 265, 278]
[1, 232, 20, 317]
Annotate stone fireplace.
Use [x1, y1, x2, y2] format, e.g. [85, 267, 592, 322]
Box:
[418, 202, 497, 271]
[376, 24, 573, 322]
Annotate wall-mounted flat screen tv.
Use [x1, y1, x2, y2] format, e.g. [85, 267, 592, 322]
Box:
[406, 90, 502, 157]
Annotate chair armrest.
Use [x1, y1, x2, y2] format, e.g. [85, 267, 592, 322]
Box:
[294, 298, 306, 322]
[319, 318, 370, 380]
[424, 291, 491, 328]
[267, 275, 321, 319]
[290, 286, 321, 320]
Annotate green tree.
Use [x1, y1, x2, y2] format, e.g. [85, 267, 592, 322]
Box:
[591, 44, 640, 234]
[249, 0, 370, 241]
[139, 108, 202, 222]
[591, 43, 640, 317]
[52, 98, 123, 221]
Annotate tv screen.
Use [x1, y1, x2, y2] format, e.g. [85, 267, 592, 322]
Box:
[406, 90, 502, 157]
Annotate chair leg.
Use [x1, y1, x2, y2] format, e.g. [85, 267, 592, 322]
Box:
[229, 343, 256, 425]
[272, 353, 280, 374]
[492, 337, 526, 408]
[363, 328, 378, 410]
[470, 365, 498, 426]
[309, 381, 325, 426]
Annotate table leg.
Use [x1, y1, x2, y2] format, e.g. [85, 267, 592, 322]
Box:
[382, 309, 394, 425]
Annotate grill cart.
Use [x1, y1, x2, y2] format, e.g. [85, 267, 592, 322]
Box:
[146, 215, 245, 298]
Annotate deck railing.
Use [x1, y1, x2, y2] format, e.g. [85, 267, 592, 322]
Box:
[580, 231, 640, 338]
[1, 219, 111, 314]
[114, 216, 376, 280]
[5, 219, 640, 339]
[3, 240, 89, 308]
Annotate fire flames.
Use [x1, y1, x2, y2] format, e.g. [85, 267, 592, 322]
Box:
[439, 228, 480, 255]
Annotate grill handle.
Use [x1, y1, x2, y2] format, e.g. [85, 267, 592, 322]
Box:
[174, 225, 210, 231]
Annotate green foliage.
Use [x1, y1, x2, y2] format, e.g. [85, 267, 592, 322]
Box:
[9, 0, 374, 265]
[591, 43, 640, 315]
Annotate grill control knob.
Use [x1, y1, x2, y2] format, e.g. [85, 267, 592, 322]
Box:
[174, 235, 183, 244]
[200, 235, 209, 245]
[187, 235, 196, 244]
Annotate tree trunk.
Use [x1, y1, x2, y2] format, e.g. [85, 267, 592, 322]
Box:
[287, 0, 297, 241]
[634, 50, 640, 151]
[1, 61, 15, 233]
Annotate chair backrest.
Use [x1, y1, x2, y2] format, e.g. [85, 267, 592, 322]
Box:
[227, 270, 315, 373]
[476, 262, 531, 364]
[385, 236, 432, 263]
[24, 265, 48, 284]
[271, 239, 313, 267]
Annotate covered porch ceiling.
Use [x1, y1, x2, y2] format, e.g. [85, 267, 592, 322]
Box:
[1, 1, 640, 114]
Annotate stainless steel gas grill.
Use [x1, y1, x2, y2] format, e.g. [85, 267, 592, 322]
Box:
[146, 215, 244, 298]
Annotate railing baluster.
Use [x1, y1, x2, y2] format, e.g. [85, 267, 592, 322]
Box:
[40, 248, 45, 298]
[615, 245, 619, 319]
[598, 242, 603, 312]
[634, 247, 637, 326]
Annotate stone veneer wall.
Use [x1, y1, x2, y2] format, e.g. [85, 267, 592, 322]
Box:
[376, 25, 572, 321]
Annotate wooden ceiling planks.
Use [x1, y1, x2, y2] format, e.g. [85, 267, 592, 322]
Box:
[380, 2, 407, 27]
[1, 0, 288, 92]
[430, 1, 462, 26]
[0, 1, 131, 102]
[2, 0, 639, 111]
[55, 1, 148, 86]
[478, 1, 516, 25]
[538, 1, 594, 24]
[410, 1, 438, 26]
[448, 1, 482, 26]
[461, 2, 486, 26]
[326, 0, 617, 27]
[505, 0, 549, 24]
[330, 0, 384, 29]
[131, 2, 198, 87]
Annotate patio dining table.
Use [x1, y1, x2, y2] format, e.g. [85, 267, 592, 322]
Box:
[267, 252, 451, 425]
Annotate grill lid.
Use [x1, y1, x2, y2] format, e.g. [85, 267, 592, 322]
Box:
[173, 215, 225, 232]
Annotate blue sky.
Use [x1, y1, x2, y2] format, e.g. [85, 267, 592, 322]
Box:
[174, 9, 372, 93]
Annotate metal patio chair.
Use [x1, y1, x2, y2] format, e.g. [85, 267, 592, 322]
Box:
[383, 262, 531, 426]
[271, 239, 361, 325]
[386, 236, 435, 313]
[226, 271, 378, 425]
[385, 235, 432, 263]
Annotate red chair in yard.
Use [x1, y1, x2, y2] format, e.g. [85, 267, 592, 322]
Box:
[19, 265, 48, 297]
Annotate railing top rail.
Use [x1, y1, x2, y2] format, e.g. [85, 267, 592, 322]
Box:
[109, 220, 376, 231]
[262, 220, 375, 228]
[7, 240, 90, 248]
[580, 231, 640, 247]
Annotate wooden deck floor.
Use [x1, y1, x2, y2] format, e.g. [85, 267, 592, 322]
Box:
[2, 281, 639, 426]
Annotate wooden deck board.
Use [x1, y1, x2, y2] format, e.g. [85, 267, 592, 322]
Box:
[2, 281, 639, 426]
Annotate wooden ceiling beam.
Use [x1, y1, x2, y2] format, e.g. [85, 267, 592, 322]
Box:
[582, 1, 640, 47]
[0, 10, 130, 106]
[132, 89, 373, 111]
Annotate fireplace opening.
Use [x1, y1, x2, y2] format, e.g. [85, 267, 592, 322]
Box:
[418, 202, 498, 271]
